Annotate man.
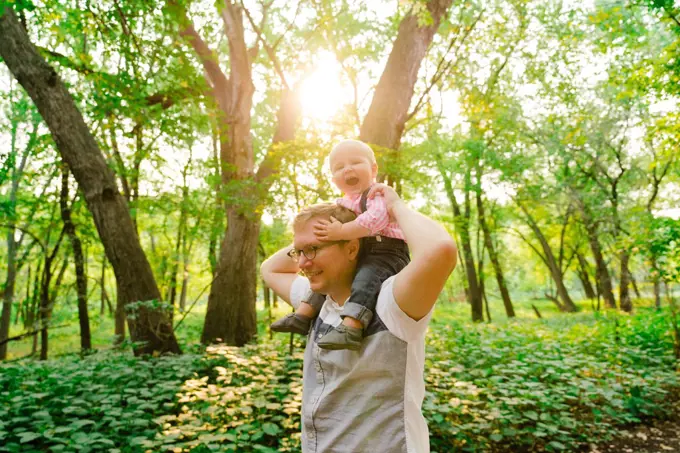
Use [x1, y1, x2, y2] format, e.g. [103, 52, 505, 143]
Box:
[261, 183, 457, 453]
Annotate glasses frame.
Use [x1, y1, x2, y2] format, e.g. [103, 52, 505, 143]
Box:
[287, 241, 343, 262]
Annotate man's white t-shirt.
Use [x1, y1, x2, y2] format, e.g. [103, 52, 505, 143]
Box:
[290, 275, 435, 453]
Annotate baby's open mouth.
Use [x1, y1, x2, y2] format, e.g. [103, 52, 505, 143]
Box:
[345, 176, 359, 186]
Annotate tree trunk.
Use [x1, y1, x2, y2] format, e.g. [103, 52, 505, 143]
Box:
[179, 253, 189, 313]
[651, 256, 662, 309]
[438, 164, 483, 321]
[359, 0, 453, 183]
[114, 286, 126, 345]
[0, 229, 19, 360]
[0, 109, 34, 360]
[619, 251, 632, 312]
[576, 251, 597, 299]
[39, 236, 67, 362]
[60, 165, 91, 351]
[203, 213, 259, 345]
[477, 191, 515, 318]
[629, 270, 641, 300]
[579, 206, 616, 309]
[519, 204, 578, 312]
[0, 8, 180, 355]
[100, 254, 113, 316]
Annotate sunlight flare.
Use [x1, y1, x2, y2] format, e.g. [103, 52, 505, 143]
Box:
[299, 52, 351, 121]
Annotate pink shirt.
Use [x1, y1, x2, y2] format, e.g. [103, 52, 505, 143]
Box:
[336, 191, 406, 241]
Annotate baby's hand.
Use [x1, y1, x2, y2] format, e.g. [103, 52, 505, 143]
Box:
[368, 183, 401, 217]
[314, 216, 344, 241]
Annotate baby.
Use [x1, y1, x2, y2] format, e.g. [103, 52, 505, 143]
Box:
[270, 139, 410, 351]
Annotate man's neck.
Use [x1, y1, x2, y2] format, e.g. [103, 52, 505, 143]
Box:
[328, 285, 352, 307]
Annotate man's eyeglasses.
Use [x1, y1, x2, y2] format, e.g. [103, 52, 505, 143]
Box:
[287, 242, 341, 262]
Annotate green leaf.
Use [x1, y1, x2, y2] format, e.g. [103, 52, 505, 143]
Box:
[19, 432, 41, 443]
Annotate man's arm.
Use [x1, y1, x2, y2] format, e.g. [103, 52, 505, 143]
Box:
[369, 184, 457, 320]
[260, 245, 300, 305]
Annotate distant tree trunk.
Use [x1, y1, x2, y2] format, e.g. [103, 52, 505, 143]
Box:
[208, 122, 221, 277]
[0, 227, 19, 361]
[114, 288, 126, 345]
[100, 254, 113, 316]
[263, 281, 271, 310]
[477, 191, 515, 318]
[359, 0, 454, 183]
[444, 171, 481, 318]
[179, 253, 189, 313]
[168, 159, 191, 313]
[15, 265, 30, 326]
[578, 204, 616, 309]
[576, 251, 597, 299]
[0, 112, 34, 360]
[629, 270, 641, 300]
[619, 251, 632, 312]
[179, 215, 191, 313]
[651, 256, 662, 309]
[0, 8, 180, 355]
[519, 204, 577, 312]
[39, 229, 67, 361]
[60, 165, 91, 351]
[438, 165, 483, 321]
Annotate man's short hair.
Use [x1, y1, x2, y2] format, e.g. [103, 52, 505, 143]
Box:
[293, 203, 356, 230]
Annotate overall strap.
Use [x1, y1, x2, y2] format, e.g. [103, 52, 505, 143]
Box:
[359, 187, 371, 213]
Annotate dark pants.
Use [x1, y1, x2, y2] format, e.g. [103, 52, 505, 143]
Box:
[304, 237, 410, 326]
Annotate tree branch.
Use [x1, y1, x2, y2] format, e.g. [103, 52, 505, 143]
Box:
[240, 1, 289, 89]
[171, 1, 228, 92]
[406, 9, 484, 122]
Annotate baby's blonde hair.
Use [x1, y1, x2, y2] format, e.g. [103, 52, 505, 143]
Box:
[329, 139, 377, 166]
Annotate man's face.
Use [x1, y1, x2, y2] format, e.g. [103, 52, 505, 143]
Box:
[293, 217, 358, 295]
[329, 143, 378, 196]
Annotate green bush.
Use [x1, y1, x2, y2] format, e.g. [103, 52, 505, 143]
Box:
[1, 305, 678, 452]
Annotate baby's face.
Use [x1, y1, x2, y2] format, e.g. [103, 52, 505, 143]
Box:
[329, 144, 377, 196]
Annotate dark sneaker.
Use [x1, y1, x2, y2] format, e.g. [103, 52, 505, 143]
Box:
[317, 324, 363, 351]
[270, 313, 312, 335]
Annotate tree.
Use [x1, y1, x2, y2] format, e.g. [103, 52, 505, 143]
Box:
[0, 7, 180, 355]
[59, 164, 91, 351]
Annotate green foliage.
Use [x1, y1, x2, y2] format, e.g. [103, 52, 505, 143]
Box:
[425, 305, 680, 452]
[2, 303, 679, 452]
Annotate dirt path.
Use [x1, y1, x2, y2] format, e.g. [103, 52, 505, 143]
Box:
[589, 409, 680, 453]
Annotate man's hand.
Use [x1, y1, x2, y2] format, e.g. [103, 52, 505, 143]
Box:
[367, 183, 402, 218]
[314, 216, 344, 241]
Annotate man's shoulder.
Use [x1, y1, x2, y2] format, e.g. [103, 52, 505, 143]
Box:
[376, 275, 433, 343]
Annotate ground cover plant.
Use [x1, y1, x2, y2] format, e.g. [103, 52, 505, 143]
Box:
[1, 299, 678, 452]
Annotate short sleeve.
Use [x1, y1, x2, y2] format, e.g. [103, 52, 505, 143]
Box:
[375, 276, 434, 343]
[289, 276, 312, 310]
[354, 195, 390, 235]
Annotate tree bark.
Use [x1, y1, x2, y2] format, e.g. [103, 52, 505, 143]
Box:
[0, 110, 35, 360]
[175, 0, 303, 345]
[100, 254, 113, 316]
[477, 191, 515, 318]
[579, 204, 616, 309]
[359, 0, 453, 183]
[437, 162, 483, 321]
[39, 230, 67, 361]
[60, 165, 91, 351]
[619, 251, 632, 312]
[576, 251, 597, 299]
[203, 213, 260, 345]
[519, 204, 578, 312]
[0, 8, 180, 355]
